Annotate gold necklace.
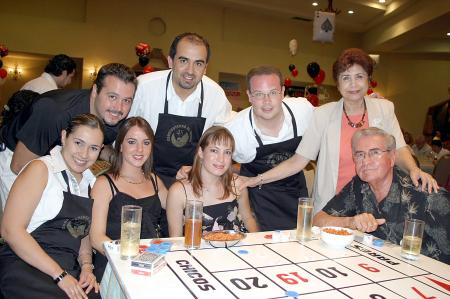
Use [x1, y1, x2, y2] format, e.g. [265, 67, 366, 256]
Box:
[119, 174, 145, 184]
[343, 101, 367, 128]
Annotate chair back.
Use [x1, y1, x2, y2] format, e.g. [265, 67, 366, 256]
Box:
[433, 154, 450, 188]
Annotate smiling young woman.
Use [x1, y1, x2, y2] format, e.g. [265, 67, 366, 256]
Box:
[166, 126, 259, 237]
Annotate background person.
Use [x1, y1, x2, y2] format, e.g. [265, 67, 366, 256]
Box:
[90, 117, 167, 280]
[128, 32, 232, 188]
[0, 63, 137, 208]
[21, 54, 77, 94]
[313, 127, 450, 264]
[412, 134, 432, 159]
[0, 114, 104, 299]
[431, 139, 449, 163]
[167, 126, 258, 236]
[243, 48, 437, 213]
[225, 65, 314, 231]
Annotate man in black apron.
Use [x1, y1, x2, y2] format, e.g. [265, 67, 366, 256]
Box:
[226, 66, 314, 231]
[128, 32, 232, 188]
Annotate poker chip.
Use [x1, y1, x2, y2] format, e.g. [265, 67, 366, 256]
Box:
[264, 234, 272, 239]
[237, 249, 249, 254]
[372, 239, 384, 247]
[285, 290, 299, 297]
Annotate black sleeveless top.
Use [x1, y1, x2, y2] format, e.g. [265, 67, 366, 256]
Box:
[93, 173, 162, 280]
[180, 180, 247, 233]
[103, 173, 162, 239]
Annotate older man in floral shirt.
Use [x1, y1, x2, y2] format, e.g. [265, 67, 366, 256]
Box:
[313, 127, 450, 264]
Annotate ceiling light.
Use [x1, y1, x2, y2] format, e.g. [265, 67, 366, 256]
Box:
[348, 10, 354, 14]
[447, 32, 450, 37]
[379, 0, 386, 3]
[312, 2, 318, 6]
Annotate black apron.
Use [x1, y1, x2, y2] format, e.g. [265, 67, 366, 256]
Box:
[153, 71, 206, 188]
[0, 171, 95, 299]
[240, 102, 308, 231]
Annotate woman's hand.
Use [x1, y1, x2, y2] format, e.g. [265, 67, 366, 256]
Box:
[78, 264, 99, 295]
[409, 167, 438, 193]
[58, 273, 88, 299]
[176, 166, 192, 180]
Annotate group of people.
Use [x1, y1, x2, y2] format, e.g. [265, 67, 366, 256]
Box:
[0, 31, 449, 298]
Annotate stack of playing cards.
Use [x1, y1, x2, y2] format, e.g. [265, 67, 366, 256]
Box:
[131, 251, 166, 276]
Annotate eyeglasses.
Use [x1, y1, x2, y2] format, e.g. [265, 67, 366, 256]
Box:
[251, 90, 281, 100]
[353, 148, 391, 162]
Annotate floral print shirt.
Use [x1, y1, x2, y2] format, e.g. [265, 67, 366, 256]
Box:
[323, 167, 450, 264]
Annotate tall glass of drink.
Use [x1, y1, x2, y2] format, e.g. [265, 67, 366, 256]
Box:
[184, 200, 203, 249]
[296, 197, 314, 241]
[120, 205, 142, 260]
[401, 218, 425, 260]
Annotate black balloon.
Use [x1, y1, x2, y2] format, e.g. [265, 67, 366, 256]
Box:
[307, 62, 320, 79]
[138, 56, 150, 67]
[0, 59, 2, 68]
[288, 64, 296, 72]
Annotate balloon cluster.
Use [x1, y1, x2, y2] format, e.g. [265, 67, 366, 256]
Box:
[0, 44, 9, 85]
[307, 62, 325, 85]
[284, 64, 299, 87]
[135, 42, 153, 70]
[367, 79, 378, 95]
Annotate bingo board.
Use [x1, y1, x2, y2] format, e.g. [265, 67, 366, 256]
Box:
[104, 232, 450, 299]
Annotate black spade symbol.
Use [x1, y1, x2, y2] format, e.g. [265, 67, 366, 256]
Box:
[321, 18, 333, 32]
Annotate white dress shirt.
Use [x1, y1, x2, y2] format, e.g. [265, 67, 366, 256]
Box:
[129, 69, 232, 132]
[225, 97, 314, 163]
[20, 72, 58, 94]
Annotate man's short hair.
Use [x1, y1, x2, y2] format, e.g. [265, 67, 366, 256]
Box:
[246, 65, 283, 92]
[431, 139, 442, 148]
[169, 32, 211, 63]
[351, 127, 396, 153]
[94, 63, 137, 93]
[44, 54, 76, 76]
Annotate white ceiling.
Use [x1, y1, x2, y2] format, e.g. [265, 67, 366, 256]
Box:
[203, 0, 450, 54]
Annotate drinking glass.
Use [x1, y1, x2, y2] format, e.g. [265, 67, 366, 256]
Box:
[120, 205, 142, 260]
[184, 200, 203, 249]
[401, 218, 425, 260]
[296, 197, 314, 241]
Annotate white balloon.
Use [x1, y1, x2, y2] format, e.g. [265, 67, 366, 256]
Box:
[289, 39, 298, 56]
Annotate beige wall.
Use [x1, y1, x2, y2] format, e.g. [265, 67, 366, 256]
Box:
[0, 0, 448, 136]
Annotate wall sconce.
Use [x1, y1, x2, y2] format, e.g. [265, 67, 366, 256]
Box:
[89, 66, 98, 82]
[8, 64, 22, 80]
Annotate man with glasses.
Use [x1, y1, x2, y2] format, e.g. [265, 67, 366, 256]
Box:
[129, 32, 231, 188]
[225, 65, 314, 231]
[313, 127, 450, 264]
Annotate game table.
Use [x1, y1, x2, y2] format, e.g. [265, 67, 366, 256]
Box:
[100, 231, 450, 299]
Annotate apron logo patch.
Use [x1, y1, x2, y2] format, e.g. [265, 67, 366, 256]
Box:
[167, 125, 192, 148]
[265, 152, 293, 167]
[63, 216, 91, 238]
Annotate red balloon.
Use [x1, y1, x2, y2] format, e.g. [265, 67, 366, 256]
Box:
[0, 68, 7, 79]
[370, 80, 378, 88]
[284, 77, 292, 87]
[143, 65, 154, 74]
[367, 88, 374, 95]
[291, 68, 299, 77]
[314, 69, 325, 85]
[307, 94, 319, 106]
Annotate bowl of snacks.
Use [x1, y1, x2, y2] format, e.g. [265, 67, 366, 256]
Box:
[202, 230, 246, 248]
[320, 227, 354, 249]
